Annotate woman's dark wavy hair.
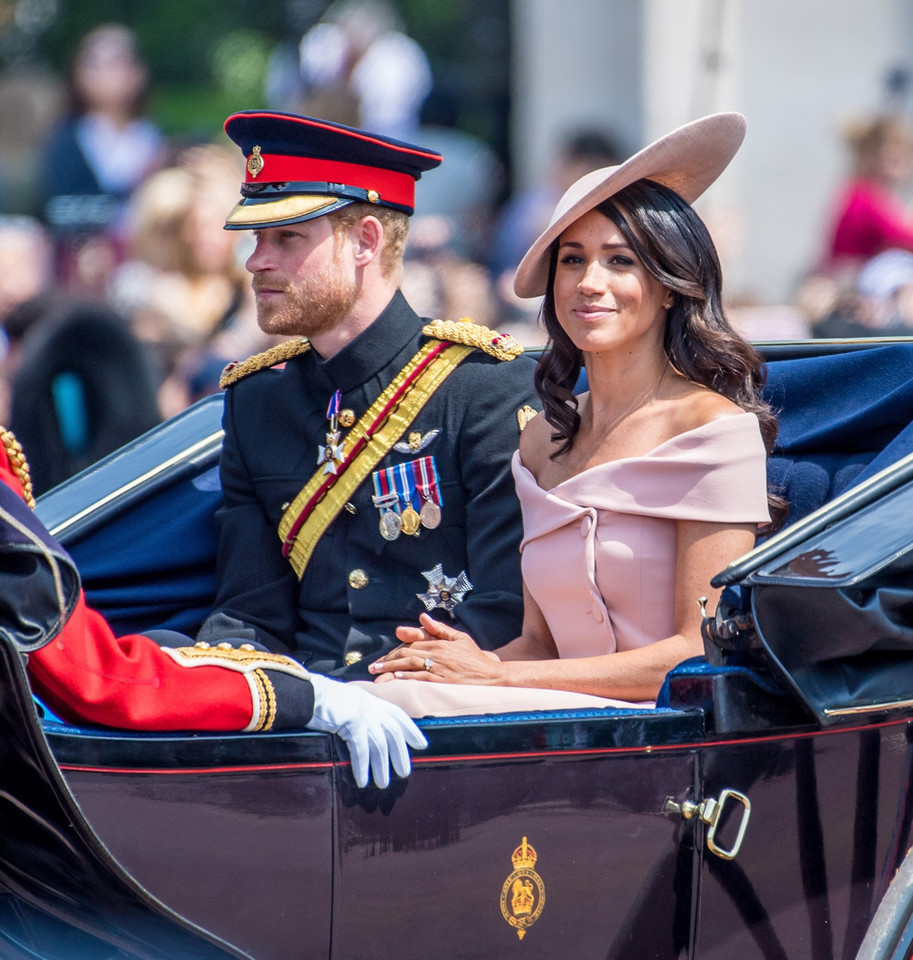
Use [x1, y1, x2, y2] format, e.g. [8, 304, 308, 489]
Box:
[534, 177, 786, 529]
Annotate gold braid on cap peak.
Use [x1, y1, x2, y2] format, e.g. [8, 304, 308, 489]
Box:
[220, 338, 312, 389]
[422, 318, 523, 361]
[0, 427, 35, 509]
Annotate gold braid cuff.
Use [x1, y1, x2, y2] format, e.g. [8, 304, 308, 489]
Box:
[0, 428, 35, 509]
[248, 669, 277, 732]
[161, 642, 310, 679]
[422, 318, 523, 361]
[220, 338, 312, 389]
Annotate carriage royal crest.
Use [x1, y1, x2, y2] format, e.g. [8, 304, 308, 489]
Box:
[500, 837, 545, 940]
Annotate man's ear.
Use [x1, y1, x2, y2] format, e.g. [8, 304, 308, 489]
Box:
[352, 215, 384, 267]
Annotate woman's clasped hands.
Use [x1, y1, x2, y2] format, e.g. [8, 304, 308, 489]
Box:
[369, 613, 501, 684]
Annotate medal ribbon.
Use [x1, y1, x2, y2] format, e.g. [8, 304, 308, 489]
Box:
[414, 455, 443, 507]
[372, 467, 393, 501]
[326, 389, 341, 428]
[278, 340, 473, 578]
[396, 462, 417, 509]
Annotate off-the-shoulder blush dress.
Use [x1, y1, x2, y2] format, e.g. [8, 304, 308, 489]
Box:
[359, 413, 771, 717]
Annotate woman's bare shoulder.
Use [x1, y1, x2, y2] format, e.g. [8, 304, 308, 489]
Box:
[518, 409, 556, 470]
[666, 381, 749, 435]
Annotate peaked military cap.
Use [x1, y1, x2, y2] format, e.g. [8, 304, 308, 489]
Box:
[223, 110, 443, 230]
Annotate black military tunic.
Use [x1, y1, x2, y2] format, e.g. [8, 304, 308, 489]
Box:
[199, 291, 541, 679]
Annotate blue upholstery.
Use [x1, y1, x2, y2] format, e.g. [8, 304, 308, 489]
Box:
[69, 466, 222, 636]
[764, 344, 913, 523]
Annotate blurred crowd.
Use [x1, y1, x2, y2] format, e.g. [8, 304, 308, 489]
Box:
[4, 3, 913, 497]
[797, 111, 913, 338]
[0, 5, 621, 497]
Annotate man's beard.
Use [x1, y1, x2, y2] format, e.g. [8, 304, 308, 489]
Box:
[253, 264, 358, 339]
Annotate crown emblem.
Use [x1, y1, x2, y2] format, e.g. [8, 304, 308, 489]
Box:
[511, 838, 538, 870]
[499, 837, 545, 940]
[247, 145, 265, 178]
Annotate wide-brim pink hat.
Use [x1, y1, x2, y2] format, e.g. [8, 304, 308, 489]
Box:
[513, 112, 747, 298]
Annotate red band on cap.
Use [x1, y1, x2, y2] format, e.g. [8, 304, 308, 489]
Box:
[246, 154, 415, 208]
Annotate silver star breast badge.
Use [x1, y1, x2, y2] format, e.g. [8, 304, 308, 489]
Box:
[417, 563, 473, 617]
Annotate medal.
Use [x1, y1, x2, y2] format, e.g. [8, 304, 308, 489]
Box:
[319, 390, 346, 475]
[420, 499, 442, 529]
[396, 463, 421, 536]
[417, 563, 473, 617]
[379, 508, 402, 541]
[317, 431, 344, 474]
[415, 457, 443, 529]
[372, 459, 439, 541]
[371, 463, 403, 541]
[401, 505, 421, 536]
[372, 492, 402, 540]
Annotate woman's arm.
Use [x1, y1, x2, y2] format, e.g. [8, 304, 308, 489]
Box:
[374, 583, 559, 683]
[372, 518, 756, 701]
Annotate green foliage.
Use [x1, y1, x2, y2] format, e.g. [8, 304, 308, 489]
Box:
[21, 0, 510, 145]
[42, 0, 289, 82]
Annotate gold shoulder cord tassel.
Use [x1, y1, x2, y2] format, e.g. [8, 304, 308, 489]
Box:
[0, 428, 35, 509]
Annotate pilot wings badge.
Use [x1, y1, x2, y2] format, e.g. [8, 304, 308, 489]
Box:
[500, 837, 545, 940]
[394, 429, 440, 454]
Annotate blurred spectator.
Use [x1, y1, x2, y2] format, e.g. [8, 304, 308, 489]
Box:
[109, 143, 279, 417]
[804, 249, 913, 338]
[295, 0, 432, 140]
[414, 91, 504, 262]
[0, 216, 54, 323]
[798, 113, 913, 337]
[488, 127, 623, 339]
[821, 114, 913, 272]
[0, 217, 56, 422]
[37, 23, 168, 293]
[0, 65, 64, 218]
[489, 128, 623, 280]
[8, 297, 160, 495]
[402, 214, 499, 331]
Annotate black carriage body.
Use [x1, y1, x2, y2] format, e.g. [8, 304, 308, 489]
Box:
[3, 339, 913, 959]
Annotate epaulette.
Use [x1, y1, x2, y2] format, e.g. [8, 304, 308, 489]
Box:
[422, 317, 523, 361]
[220, 338, 312, 389]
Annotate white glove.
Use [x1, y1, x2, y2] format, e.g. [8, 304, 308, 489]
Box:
[307, 674, 427, 788]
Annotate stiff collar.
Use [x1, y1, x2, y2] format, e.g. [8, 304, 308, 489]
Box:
[314, 290, 424, 393]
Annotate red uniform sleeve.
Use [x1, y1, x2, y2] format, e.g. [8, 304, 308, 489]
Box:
[27, 596, 255, 731]
[0, 440, 255, 731]
[1, 432, 315, 733]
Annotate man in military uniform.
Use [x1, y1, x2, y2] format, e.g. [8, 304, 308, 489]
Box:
[0, 428, 422, 790]
[198, 110, 539, 679]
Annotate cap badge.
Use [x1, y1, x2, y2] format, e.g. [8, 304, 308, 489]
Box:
[247, 145, 265, 179]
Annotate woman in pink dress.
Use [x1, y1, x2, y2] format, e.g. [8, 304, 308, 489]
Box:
[364, 113, 783, 716]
